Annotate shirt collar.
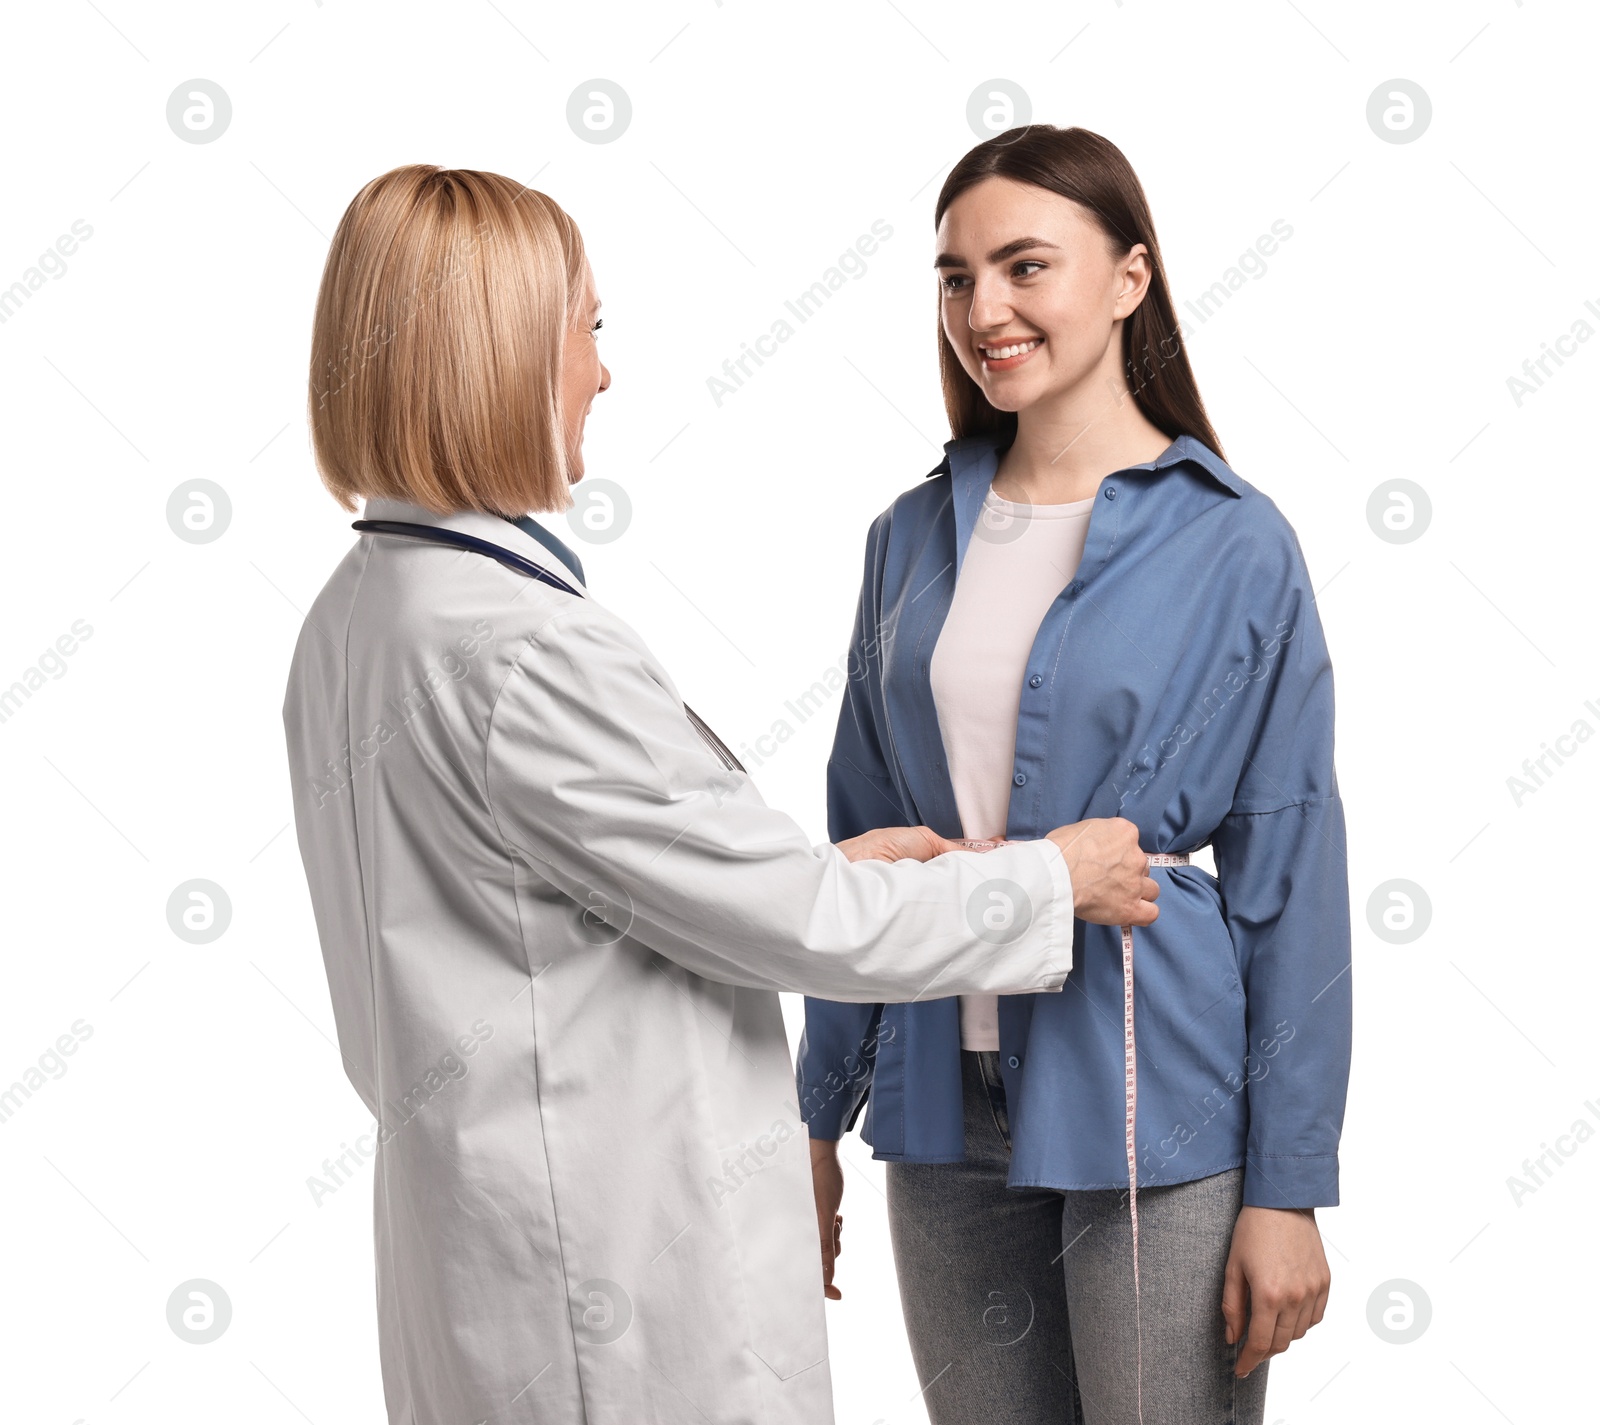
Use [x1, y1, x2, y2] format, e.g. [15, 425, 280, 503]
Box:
[924, 429, 1246, 499]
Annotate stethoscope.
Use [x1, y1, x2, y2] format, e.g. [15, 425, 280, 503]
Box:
[352, 519, 746, 774]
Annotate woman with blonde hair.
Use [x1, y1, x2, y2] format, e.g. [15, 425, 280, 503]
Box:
[282, 163, 1157, 1424]
[801, 126, 1352, 1424]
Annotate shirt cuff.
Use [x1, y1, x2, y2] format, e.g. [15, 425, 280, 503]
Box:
[797, 1078, 862, 1140]
[1243, 1152, 1340, 1209]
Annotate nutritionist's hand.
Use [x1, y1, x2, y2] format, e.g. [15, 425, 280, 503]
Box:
[1046, 816, 1160, 927]
[835, 825, 966, 863]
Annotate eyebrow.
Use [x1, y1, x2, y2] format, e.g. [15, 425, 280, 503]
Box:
[934, 237, 1062, 269]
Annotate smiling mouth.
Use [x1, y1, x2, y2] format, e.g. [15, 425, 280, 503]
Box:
[977, 337, 1044, 371]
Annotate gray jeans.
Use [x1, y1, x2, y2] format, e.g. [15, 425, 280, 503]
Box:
[884, 1049, 1268, 1425]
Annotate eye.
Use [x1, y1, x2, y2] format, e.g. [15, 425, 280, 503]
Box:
[1012, 260, 1045, 279]
[939, 273, 970, 294]
[591, 317, 604, 335]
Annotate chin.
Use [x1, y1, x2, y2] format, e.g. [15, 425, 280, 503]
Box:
[963, 368, 1028, 413]
[974, 382, 1031, 415]
[986, 369, 1071, 416]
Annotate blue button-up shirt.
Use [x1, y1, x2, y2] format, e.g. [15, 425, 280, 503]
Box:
[795, 432, 1352, 1209]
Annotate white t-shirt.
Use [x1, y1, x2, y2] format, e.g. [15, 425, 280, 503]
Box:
[929, 486, 1096, 1051]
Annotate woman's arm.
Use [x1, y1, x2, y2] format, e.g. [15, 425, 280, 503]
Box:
[796, 511, 907, 1139]
[1209, 523, 1352, 1212]
[1209, 518, 1349, 1375]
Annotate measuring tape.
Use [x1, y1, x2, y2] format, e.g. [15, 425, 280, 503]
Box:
[958, 839, 1189, 1424]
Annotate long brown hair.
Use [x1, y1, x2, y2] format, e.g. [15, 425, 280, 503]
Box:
[934, 125, 1224, 462]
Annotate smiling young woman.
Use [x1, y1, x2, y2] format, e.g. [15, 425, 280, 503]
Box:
[932, 130, 1220, 505]
[800, 126, 1351, 1425]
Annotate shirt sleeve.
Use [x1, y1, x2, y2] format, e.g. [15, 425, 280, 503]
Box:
[482, 599, 1077, 1007]
[1209, 520, 1352, 1210]
[797, 513, 928, 1138]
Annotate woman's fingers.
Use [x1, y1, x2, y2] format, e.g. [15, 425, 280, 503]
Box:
[1234, 1267, 1325, 1375]
[1309, 1278, 1331, 1330]
[1236, 1292, 1280, 1377]
[822, 1213, 843, 1300]
[1291, 1291, 1318, 1344]
[1220, 1248, 1247, 1347]
[1222, 1204, 1331, 1375]
[1295, 1272, 1329, 1351]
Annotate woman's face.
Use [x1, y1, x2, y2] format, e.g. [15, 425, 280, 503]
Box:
[560, 258, 610, 481]
[935, 176, 1151, 416]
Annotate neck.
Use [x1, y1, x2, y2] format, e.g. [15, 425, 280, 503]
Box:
[992, 361, 1175, 504]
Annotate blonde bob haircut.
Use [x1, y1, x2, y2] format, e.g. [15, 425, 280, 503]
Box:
[308, 164, 587, 516]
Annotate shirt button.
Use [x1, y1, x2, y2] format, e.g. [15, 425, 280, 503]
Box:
[1028, 674, 1043, 688]
[1013, 772, 1027, 787]
[1007, 1055, 1020, 1069]
[1104, 487, 1117, 499]
[1067, 579, 1082, 595]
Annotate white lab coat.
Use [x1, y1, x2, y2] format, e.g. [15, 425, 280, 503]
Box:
[281, 495, 1076, 1425]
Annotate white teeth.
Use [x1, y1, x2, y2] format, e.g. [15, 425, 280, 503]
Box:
[982, 339, 1041, 360]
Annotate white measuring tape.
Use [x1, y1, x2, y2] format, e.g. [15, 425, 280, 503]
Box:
[958, 839, 1189, 1424]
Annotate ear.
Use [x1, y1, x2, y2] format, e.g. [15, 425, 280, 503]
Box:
[1114, 243, 1154, 319]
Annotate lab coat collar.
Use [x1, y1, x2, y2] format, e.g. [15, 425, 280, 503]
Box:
[358, 496, 589, 591]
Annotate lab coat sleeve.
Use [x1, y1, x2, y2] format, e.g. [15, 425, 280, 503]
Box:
[1209, 522, 1352, 1210]
[482, 600, 1076, 1005]
[797, 511, 915, 1138]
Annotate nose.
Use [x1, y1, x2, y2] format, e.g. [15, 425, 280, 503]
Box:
[597, 361, 611, 394]
[968, 275, 1013, 337]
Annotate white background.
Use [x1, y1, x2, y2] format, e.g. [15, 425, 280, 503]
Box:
[2, 1, 1595, 1421]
